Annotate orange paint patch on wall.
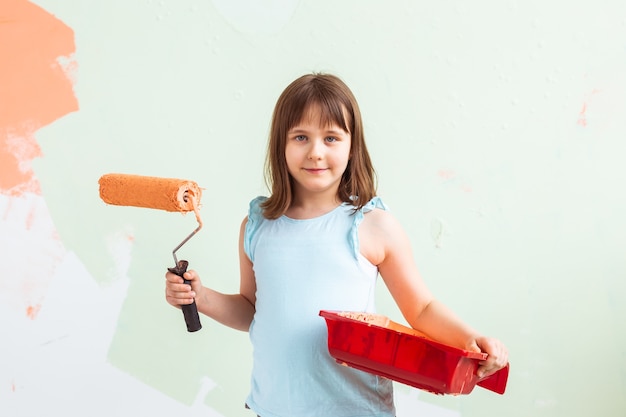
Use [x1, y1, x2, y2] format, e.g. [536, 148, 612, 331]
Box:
[26, 303, 42, 320]
[577, 89, 601, 128]
[0, 0, 78, 195]
[0, 1, 76, 320]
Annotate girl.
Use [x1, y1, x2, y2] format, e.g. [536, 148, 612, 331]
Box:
[165, 73, 508, 417]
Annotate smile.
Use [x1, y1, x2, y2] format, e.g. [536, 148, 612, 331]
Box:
[304, 168, 328, 174]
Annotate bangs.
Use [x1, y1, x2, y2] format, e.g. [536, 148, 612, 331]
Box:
[282, 85, 352, 134]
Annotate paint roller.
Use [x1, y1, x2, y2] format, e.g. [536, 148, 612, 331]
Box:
[98, 173, 203, 332]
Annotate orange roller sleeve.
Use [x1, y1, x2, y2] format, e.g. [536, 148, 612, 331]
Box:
[98, 173, 202, 212]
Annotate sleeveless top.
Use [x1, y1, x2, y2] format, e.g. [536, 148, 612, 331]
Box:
[243, 196, 395, 417]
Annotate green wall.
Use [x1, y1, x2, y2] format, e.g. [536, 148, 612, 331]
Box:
[2, 1, 625, 416]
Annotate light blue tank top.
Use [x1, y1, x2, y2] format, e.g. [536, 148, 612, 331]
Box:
[244, 196, 395, 417]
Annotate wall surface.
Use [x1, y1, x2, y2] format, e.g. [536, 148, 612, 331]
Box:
[1, 1, 625, 416]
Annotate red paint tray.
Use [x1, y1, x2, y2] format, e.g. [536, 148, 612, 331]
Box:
[320, 310, 509, 395]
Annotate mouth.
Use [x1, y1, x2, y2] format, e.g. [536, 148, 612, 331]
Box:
[304, 168, 328, 174]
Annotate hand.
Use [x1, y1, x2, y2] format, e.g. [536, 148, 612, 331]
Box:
[165, 269, 202, 308]
[468, 336, 509, 378]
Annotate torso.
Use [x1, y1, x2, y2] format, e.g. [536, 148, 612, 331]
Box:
[243, 196, 395, 416]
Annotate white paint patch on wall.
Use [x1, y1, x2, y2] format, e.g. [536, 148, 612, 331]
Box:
[0, 238, 224, 416]
[104, 225, 135, 279]
[0, 193, 63, 318]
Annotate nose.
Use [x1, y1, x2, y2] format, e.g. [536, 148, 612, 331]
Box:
[307, 138, 324, 160]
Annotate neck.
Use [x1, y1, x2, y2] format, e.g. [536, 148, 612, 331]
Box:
[287, 192, 343, 219]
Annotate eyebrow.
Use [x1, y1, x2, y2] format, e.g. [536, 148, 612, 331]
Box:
[288, 127, 348, 135]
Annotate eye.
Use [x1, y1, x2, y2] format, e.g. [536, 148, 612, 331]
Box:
[325, 136, 338, 143]
[294, 135, 307, 142]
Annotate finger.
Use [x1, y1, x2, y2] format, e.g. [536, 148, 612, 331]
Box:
[477, 364, 497, 378]
[166, 281, 195, 295]
[183, 269, 197, 281]
[172, 296, 195, 306]
[478, 338, 508, 360]
[479, 351, 507, 369]
[477, 352, 508, 378]
[165, 271, 184, 283]
[167, 282, 193, 293]
[165, 287, 196, 305]
[182, 270, 203, 292]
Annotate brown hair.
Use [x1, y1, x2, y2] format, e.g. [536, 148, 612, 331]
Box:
[261, 73, 377, 219]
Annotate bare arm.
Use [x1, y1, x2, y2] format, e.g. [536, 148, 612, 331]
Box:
[165, 217, 256, 331]
[360, 209, 508, 376]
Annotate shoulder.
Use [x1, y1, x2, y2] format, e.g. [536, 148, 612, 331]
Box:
[246, 196, 268, 224]
[358, 198, 407, 265]
[249, 196, 267, 212]
[361, 206, 404, 241]
[242, 196, 269, 261]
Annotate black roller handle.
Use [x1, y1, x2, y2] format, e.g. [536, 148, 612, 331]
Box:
[168, 260, 202, 332]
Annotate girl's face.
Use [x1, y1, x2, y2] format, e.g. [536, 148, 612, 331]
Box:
[285, 104, 351, 202]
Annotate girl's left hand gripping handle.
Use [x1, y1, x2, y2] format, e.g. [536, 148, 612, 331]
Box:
[168, 260, 202, 332]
